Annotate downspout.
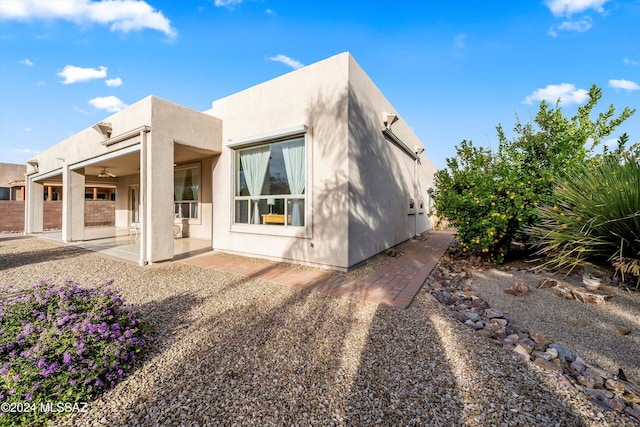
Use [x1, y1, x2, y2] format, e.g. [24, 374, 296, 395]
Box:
[139, 129, 148, 266]
[414, 155, 418, 237]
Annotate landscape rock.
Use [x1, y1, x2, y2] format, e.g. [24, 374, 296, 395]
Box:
[544, 347, 559, 360]
[504, 281, 531, 296]
[582, 368, 605, 387]
[517, 338, 537, 354]
[553, 286, 574, 300]
[549, 344, 575, 363]
[609, 398, 626, 412]
[570, 360, 586, 373]
[418, 250, 640, 424]
[572, 288, 612, 305]
[533, 350, 551, 361]
[533, 356, 563, 373]
[626, 406, 640, 419]
[484, 308, 504, 318]
[538, 278, 559, 289]
[557, 375, 577, 392]
[584, 388, 614, 400]
[605, 379, 625, 394]
[513, 344, 531, 361]
[530, 332, 552, 350]
[578, 375, 596, 389]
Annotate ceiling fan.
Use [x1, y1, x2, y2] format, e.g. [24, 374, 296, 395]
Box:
[97, 167, 117, 178]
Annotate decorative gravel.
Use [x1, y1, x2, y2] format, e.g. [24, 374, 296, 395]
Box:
[1, 236, 637, 426]
[469, 266, 640, 386]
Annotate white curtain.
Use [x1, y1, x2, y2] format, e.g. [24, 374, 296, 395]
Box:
[282, 139, 305, 226]
[240, 146, 270, 224]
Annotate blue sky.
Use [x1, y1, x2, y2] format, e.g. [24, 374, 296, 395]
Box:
[0, 0, 638, 169]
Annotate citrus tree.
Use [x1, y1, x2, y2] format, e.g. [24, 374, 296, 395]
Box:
[429, 85, 635, 263]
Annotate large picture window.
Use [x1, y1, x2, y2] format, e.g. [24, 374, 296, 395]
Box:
[234, 136, 306, 227]
[174, 165, 199, 219]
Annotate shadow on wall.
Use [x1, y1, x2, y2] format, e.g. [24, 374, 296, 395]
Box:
[278, 86, 413, 269]
[346, 85, 413, 264]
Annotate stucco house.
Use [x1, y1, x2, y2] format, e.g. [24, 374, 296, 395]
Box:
[24, 52, 437, 270]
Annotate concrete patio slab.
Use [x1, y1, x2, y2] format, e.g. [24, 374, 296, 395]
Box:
[37, 227, 211, 265]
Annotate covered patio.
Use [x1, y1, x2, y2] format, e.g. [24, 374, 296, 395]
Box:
[38, 226, 212, 264]
[24, 96, 221, 266]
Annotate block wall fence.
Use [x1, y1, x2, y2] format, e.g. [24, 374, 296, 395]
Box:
[0, 201, 115, 232]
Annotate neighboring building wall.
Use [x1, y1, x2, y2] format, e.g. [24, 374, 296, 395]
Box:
[85, 201, 115, 227]
[0, 163, 26, 200]
[0, 200, 114, 232]
[0, 201, 24, 231]
[208, 52, 351, 269]
[44, 201, 63, 230]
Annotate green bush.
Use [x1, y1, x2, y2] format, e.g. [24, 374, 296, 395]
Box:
[526, 145, 640, 288]
[430, 85, 635, 263]
[430, 140, 551, 262]
[0, 280, 149, 426]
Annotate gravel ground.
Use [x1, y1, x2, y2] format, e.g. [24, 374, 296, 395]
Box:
[469, 266, 640, 385]
[1, 236, 638, 426]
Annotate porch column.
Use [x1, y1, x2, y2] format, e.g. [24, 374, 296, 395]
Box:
[142, 131, 173, 264]
[25, 178, 44, 233]
[62, 166, 85, 242]
[93, 187, 98, 200]
[47, 186, 53, 201]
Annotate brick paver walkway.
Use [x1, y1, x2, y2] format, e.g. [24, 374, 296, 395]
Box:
[181, 231, 454, 309]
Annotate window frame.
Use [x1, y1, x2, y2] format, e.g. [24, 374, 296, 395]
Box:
[174, 162, 202, 225]
[228, 125, 311, 238]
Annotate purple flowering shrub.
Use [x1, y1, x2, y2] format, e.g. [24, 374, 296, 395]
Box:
[0, 279, 149, 425]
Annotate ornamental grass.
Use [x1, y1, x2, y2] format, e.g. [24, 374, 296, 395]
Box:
[527, 154, 640, 289]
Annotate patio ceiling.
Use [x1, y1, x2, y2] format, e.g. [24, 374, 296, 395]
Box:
[35, 143, 218, 183]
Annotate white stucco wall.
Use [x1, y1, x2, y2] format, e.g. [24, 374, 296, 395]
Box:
[207, 53, 351, 269]
[207, 52, 436, 270]
[29, 98, 153, 178]
[346, 56, 437, 265]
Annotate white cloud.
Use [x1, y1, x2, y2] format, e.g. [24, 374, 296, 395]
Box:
[105, 77, 123, 87]
[36, 80, 45, 85]
[453, 33, 466, 50]
[545, 0, 610, 17]
[523, 83, 590, 105]
[89, 95, 127, 112]
[0, 0, 176, 38]
[73, 105, 91, 115]
[605, 138, 619, 148]
[623, 57, 638, 66]
[609, 79, 640, 92]
[11, 148, 40, 154]
[58, 65, 107, 84]
[559, 16, 592, 31]
[215, 0, 243, 8]
[267, 54, 304, 70]
[20, 58, 34, 66]
[549, 16, 593, 36]
[24, 127, 31, 132]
